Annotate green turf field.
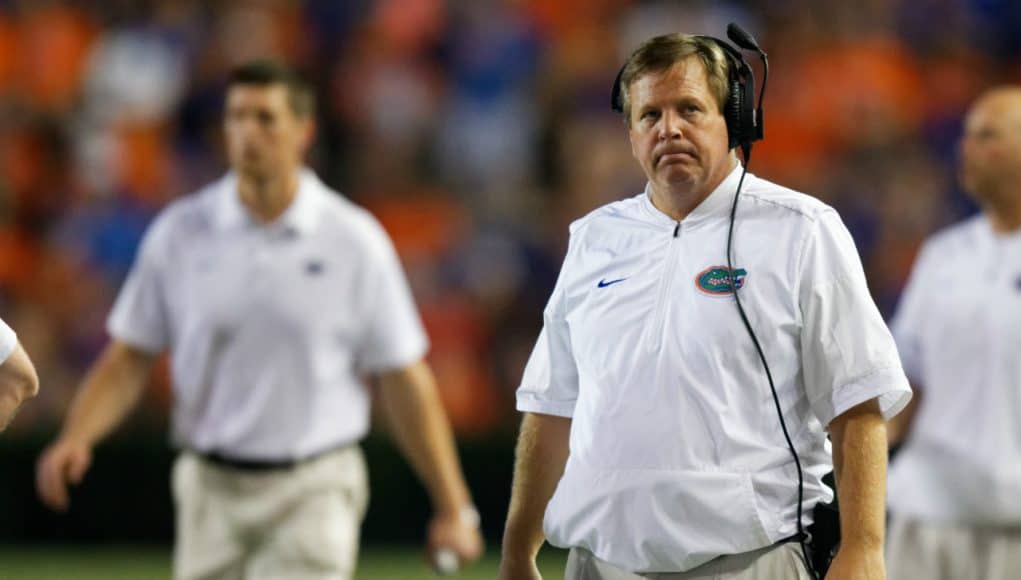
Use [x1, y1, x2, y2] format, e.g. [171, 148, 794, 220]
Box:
[0, 545, 568, 579]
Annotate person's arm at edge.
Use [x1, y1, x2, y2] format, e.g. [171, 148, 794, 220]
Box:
[498, 411, 571, 580]
[885, 384, 920, 448]
[0, 342, 40, 431]
[825, 397, 887, 580]
[36, 340, 157, 511]
[377, 358, 484, 564]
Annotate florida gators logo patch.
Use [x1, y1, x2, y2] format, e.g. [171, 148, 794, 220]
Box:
[695, 266, 748, 295]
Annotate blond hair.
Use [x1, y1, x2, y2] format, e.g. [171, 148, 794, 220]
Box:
[619, 34, 731, 125]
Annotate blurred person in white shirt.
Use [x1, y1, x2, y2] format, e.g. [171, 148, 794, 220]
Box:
[35, 60, 482, 580]
[886, 86, 1021, 580]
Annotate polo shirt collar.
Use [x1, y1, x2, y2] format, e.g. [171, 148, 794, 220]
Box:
[640, 162, 746, 228]
[215, 168, 323, 235]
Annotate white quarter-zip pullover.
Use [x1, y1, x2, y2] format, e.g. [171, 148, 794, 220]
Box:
[517, 165, 911, 573]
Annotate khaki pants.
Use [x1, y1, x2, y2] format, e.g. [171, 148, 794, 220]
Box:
[171, 447, 369, 580]
[565, 543, 811, 580]
[886, 513, 1021, 580]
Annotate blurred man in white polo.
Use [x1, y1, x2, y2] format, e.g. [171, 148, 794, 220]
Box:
[35, 60, 482, 580]
[886, 87, 1021, 580]
[499, 33, 911, 580]
[0, 317, 39, 431]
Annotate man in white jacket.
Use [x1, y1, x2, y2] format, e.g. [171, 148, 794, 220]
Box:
[499, 32, 911, 580]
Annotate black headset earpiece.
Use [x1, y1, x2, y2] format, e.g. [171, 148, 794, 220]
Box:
[610, 65, 626, 115]
[709, 37, 754, 151]
[726, 74, 745, 149]
[609, 27, 764, 158]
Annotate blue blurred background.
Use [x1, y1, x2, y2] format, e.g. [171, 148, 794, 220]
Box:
[0, 0, 1016, 569]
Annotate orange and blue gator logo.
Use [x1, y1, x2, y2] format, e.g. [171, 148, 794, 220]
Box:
[695, 266, 748, 295]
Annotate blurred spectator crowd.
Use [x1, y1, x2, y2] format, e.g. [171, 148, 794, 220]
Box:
[1, 0, 1019, 439]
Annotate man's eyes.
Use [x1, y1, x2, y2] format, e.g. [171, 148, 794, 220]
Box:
[640, 105, 701, 120]
[226, 110, 277, 124]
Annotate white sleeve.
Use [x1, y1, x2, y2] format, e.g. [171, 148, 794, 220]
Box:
[356, 224, 429, 373]
[888, 242, 934, 384]
[799, 209, 912, 426]
[0, 317, 16, 365]
[106, 215, 171, 354]
[515, 230, 581, 418]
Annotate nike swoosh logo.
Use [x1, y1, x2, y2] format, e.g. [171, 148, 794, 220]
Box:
[598, 278, 627, 288]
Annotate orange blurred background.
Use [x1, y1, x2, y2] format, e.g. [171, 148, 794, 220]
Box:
[0, 0, 1017, 442]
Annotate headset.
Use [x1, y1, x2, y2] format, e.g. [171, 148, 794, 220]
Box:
[610, 24, 835, 579]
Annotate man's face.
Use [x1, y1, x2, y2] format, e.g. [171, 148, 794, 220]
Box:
[627, 56, 732, 197]
[223, 84, 313, 182]
[959, 92, 1021, 205]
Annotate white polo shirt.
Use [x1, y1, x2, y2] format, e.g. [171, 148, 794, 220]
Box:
[517, 165, 911, 573]
[888, 216, 1021, 525]
[108, 169, 429, 460]
[0, 317, 16, 365]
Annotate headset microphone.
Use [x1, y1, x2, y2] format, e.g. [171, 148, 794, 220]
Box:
[725, 22, 759, 50]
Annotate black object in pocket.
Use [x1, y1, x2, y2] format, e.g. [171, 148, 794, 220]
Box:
[807, 500, 840, 577]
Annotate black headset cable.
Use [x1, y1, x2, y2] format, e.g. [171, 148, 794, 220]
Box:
[726, 161, 818, 579]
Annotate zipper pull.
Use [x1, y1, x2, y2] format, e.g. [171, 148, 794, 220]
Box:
[673, 222, 680, 237]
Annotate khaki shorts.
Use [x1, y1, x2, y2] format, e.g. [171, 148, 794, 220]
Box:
[565, 542, 811, 580]
[886, 512, 1021, 580]
[171, 446, 369, 580]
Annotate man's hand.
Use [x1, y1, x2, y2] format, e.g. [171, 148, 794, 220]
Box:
[0, 342, 40, 431]
[376, 361, 484, 573]
[427, 506, 484, 573]
[498, 554, 542, 580]
[35, 340, 156, 511]
[825, 544, 885, 580]
[36, 439, 93, 511]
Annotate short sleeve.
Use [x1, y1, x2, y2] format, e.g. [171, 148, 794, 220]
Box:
[799, 209, 911, 426]
[516, 230, 582, 418]
[106, 215, 172, 354]
[355, 223, 429, 373]
[0, 317, 17, 365]
[888, 243, 934, 383]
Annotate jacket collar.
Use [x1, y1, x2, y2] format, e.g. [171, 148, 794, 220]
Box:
[214, 168, 323, 236]
[639, 163, 748, 228]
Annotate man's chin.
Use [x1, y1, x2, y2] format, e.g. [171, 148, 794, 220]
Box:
[657, 168, 699, 188]
[235, 164, 274, 182]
